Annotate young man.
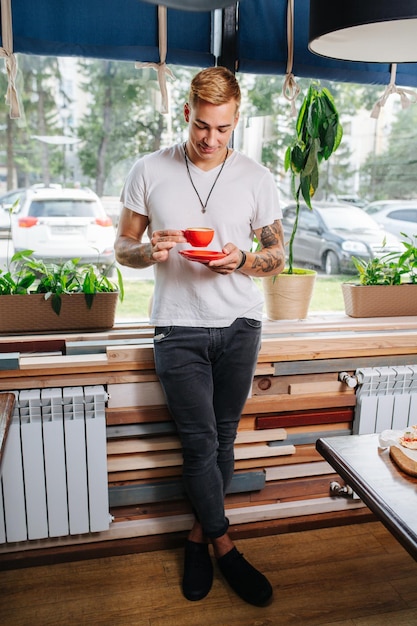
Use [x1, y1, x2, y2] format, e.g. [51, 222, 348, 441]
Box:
[115, 66, 285, 606]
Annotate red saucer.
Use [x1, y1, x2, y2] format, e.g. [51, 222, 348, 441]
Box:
[179, 249, 227, 264]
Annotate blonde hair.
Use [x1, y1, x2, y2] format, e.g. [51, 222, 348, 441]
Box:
[188, 66, 241, 110]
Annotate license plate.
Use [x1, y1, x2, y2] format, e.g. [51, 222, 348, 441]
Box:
[51, 226, 82, 235]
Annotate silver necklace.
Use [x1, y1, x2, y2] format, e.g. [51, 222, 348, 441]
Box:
[183, 143, 229, 214]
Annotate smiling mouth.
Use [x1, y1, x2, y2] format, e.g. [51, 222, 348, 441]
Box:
[199, 145, 222, 156]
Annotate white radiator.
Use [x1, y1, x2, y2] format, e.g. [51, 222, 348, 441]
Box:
[353, 365, 417, 435]
[0, 385, 110, 544]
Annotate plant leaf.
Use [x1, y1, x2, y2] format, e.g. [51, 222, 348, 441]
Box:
[303, 138, 319, 176]
[84, 293, 95, 309]
[51, 293, 62, 316]
[290, 144, 305, 172]
[116, 267, 124, 301]
[300, 175, 312, 208]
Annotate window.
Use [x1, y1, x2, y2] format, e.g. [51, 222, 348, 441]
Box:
[387, 209, 417, 223]
[29, 200, 99, 218]
[1, 55, 414, 320]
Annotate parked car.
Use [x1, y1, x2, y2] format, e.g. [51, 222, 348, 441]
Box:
[364, 200, 417, 240]
[281, 202, 401, 274]
[11, 186, 116, 274]
[0, 188, 25, 236]
[337, 195, 369, 209]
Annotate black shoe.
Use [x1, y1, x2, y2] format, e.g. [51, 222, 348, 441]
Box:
[182, 539, 213, 602]
[217, 547, 273, 607]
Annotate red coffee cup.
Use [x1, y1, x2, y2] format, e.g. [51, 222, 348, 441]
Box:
[184, 227, 215, 247]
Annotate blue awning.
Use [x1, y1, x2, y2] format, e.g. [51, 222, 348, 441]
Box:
[9, 0, 214, 66]
[238, 0, 417, 88]
[3, 0, 417, 87]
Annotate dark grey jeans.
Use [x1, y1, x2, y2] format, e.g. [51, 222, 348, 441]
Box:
[153, 318, 262, 538]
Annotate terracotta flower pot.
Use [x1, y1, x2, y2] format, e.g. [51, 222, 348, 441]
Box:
[342, 283, 417, 317]
[263, 269, 317, 320]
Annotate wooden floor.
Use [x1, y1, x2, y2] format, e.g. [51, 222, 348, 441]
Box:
[1, 522, 417, 626]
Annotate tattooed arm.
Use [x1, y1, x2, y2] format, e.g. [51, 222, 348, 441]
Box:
[180, 218, 286, 277]
[234, 219, 286, 277]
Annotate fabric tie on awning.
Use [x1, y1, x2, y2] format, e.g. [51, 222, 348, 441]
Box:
[371, 64, 417, 119]
[282, 0, 300, 117]
[135, 5, 175, 114]
[0, 0, 20, 118]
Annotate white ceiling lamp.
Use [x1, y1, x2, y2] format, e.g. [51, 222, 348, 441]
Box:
[309, 1, 417, 63]
[141, 0, 236, 10]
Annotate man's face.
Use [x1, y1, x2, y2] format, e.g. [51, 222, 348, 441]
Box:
[184, 98, 239, 168]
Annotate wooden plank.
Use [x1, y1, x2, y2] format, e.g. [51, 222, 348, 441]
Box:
[269, 428, 352, 446]
[235, 443, 295, 459]
[254, 363, 275, 376]
[108, 453, 330, 484]
[235, 428, 286, 444]
[261, 314, 417, 334]
[108, 466, 182, 483]
[19, 353, 109, 370]
[243, 393, 356, 415]
[107, 451, 182, 472]
[235, 445, 322, 469]
[107, 346, 155, 365]
[107, 382, 165, 408]
[0, 327, 153, 349]
[107, 435, 181, 455]
[288, 381, 348, 394]
[107, 443, 295, 472]
[0, 338, 65, 355]
[0, 358, 157, 381]
[258, 333, 417, 363]
[106, 405, 172, 425]
[237, 416, 256, 430]
[253, 371, 342, 396]
[108, 471, 266, 507]
[107, 427, 287, 454]
[0, 353, 20, 371]
[106, 340, 153, 363]
[256, 407, 354, 429]
[225, 497, 366, 526]
[265, 460, 335, 480]
[106, 422, 176, 438]
[108, 498, 193, 520]
[0, 370, 158, 391]
[109, 478, 185, 507]
[273, 354, 417, 376]
[285, 421, 352, 434]
[249, 474, 334, 503]
[0, 495, 366, 553]
[66, 337, 152, 355]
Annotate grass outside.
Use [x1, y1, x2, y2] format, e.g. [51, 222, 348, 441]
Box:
[115, 274, 351, 321]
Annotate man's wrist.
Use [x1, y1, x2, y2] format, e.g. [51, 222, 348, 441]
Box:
[236, 250, 246, 270]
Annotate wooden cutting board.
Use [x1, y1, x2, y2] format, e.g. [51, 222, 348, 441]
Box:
[390, 445, 417, 478]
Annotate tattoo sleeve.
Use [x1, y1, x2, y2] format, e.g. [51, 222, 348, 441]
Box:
[252, 220, 285, 274]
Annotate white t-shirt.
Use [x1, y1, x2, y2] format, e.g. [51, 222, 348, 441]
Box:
[120, 144, 282, 327]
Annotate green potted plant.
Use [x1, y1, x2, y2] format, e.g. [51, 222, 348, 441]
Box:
[0, 250, 124, 333]
[263, 82, 343, 320]
[342, 234, 417, 317]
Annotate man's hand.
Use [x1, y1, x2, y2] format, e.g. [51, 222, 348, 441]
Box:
[150, 229, 187, 263]
[207, 244, 244, 275]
